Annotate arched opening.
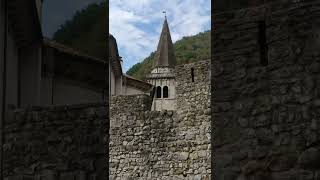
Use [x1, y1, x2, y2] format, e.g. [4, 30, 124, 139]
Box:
[191, 68, 195, 82]
[163, 86, 169, 98]
[156, 86, 161, 98]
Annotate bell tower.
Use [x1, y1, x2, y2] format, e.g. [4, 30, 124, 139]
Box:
[146, 14, 177, 111]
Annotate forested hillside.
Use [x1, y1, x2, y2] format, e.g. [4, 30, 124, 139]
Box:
[52, 2, 107, 59]
[127, 30, 211, 80]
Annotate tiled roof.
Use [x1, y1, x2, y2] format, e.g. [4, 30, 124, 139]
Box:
[124, 75, 153, 92]
[43, 38, 105, 64]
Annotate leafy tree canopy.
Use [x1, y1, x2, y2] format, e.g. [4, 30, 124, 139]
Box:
[53, 2, 107, 60]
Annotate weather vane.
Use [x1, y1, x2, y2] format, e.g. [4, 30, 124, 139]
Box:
[163, 11, 166, 18]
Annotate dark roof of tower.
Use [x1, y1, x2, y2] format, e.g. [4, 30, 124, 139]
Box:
[153, 17, 176, 68]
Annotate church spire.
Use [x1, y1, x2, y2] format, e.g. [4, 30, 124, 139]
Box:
[153, 14, 176, 68]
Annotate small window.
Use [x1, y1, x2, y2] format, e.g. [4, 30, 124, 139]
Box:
[156, 86, 161, 98]
[163, 86, 169, 98]
[191, 68, 195, 82]
[258, 20, 268, 66]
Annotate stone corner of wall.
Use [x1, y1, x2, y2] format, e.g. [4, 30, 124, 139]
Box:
[111, 94, 152, 113]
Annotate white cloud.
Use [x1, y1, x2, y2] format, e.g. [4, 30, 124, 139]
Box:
[109, 0, 211, 72]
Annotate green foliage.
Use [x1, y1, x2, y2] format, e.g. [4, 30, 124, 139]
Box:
[126, 30, 211, 80]
[126, 52, 156, 80]
[53, 2, 107, 59]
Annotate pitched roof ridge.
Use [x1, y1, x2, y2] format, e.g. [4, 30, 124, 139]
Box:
[43, 37, 105, 63]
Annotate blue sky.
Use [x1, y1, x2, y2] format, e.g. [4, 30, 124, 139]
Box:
[109, 0, 211, 72]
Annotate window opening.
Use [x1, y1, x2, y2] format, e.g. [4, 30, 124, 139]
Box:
[156, 86, 161, 98]
[163, 86, 169, 98]
[258, 20, 268, 66]
[191, 68, 195, 82]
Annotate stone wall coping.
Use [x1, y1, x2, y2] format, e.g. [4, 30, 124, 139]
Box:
[175, 59, 210, 68]
[111, 94, 150, 98]
[11, 102, 108, 112]
[214, 0, 319, 17]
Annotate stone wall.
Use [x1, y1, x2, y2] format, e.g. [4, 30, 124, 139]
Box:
[176, 60, 211, 115]
[3, 103, 108, 179]
[110, 60, 211, 179]
[214, 0, 287, 12]
[110, 94, 152, 113]
[213, 1, 320, 179]
[110, 110, 178, 179]
[175, 59, 211, 179]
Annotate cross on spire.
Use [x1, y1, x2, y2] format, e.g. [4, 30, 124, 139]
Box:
[163, 11, 166, 19]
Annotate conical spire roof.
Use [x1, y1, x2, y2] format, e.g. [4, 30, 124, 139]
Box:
[153, 17, 176, 68]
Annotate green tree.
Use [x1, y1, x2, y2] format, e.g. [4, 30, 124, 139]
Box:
[52, 2, 107, 60]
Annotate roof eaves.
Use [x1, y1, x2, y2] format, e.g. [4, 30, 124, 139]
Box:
[43, 38, 106, 64]
[124, 75, 153, 91]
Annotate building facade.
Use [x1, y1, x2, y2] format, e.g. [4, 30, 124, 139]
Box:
[0, 0, 43, 120]
[146, 17, 177, 111]
[0, 0, 108, 179]
[109, 34, 153, 97]
[42, 38, 108, 105]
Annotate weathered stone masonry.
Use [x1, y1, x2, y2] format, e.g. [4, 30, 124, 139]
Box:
[110, 60, 211, 179]
[213, 0, 320, 179]
[3, 103, 108, 179]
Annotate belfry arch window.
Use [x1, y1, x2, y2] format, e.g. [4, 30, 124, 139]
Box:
[156, 86, 162, 98]
[163, 86, 169, 98]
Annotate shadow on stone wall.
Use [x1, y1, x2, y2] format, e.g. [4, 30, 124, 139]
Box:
[213, 0, 320, 179]
[3, 103, 108, 179]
